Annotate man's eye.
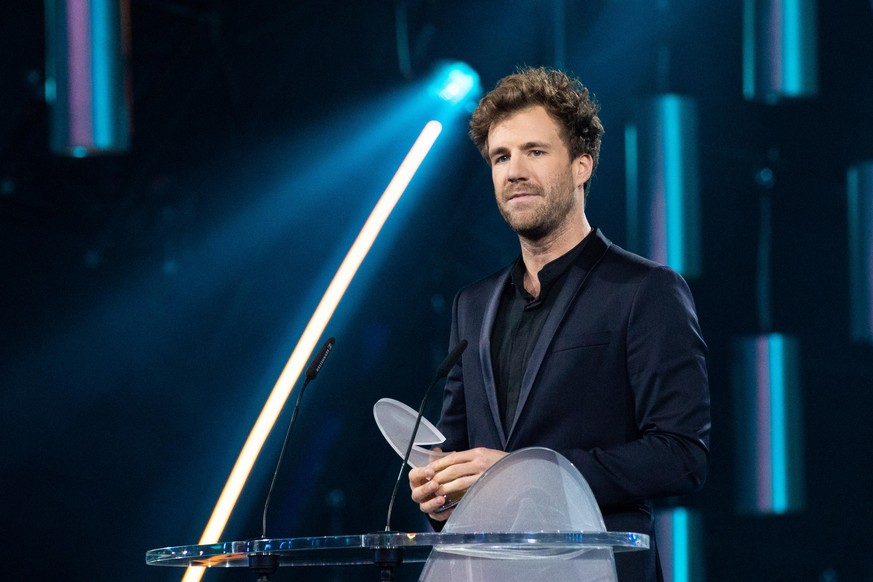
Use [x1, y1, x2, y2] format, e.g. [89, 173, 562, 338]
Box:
[530, 150, 544, 156]
[494, 155, 509, 164]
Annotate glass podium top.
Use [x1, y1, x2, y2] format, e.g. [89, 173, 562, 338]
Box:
[146, 531, 649, 568]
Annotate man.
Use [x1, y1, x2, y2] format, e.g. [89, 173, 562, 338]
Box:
[409, 67, 711, 580]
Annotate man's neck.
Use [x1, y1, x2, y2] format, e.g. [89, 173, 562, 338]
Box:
[518, 217, 591, 297]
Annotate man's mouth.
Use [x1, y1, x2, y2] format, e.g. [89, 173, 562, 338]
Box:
[505, 190, 539, 201]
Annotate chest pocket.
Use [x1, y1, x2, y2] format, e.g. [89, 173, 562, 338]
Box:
[551, 330, 612, 353]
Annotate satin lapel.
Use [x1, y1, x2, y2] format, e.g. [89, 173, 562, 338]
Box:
[506, 230, 613, 443]
[478, 268, 511, 448]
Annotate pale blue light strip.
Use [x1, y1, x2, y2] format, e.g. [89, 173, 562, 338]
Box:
[768, 334, 788, 513]
[672, 507, 690, 582]
[662, 96, 685, 273]
[90, 0, 113, 149]
[848, 167, 861, 339]
[625, 124, 639, 252]
[782, 0, 801, 95]
[848, 165, 873, 342]
[742, 0, 756, 99]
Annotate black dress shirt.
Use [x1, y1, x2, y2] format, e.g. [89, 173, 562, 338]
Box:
[490, 234, 590, 434]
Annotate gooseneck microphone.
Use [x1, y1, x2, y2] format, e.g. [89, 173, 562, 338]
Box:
[261, 336, 336, 539]
[383, 339, 468, 532]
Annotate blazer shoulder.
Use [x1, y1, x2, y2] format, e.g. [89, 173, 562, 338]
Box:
[601, 243, 689, 286]
[585, 228, 678, 284]
[455, 265, 511, 302]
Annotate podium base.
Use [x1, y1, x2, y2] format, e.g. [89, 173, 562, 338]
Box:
[248, 553, 278, 581]
[373, 546, 403, 581]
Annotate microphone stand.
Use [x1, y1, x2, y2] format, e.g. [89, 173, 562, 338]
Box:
[248, 337, 335, 582]
[374, 340, 467, 581]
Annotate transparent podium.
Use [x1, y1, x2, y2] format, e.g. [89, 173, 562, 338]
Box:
[146, 448, 649, 581]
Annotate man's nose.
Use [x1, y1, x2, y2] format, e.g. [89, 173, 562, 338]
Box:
[507, 155, 528, 182]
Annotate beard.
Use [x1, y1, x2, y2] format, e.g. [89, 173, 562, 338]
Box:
[497, 180, 578, 241]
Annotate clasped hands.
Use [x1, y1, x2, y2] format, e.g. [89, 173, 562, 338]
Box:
[408, 447, 508, 521]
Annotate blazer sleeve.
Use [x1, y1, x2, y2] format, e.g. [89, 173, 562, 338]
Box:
[572, 265, 711, 507]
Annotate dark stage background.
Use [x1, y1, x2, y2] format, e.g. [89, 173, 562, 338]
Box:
[3, 1, 873, 581]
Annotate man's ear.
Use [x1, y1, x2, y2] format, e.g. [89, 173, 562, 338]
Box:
[574, 154, 594, 190]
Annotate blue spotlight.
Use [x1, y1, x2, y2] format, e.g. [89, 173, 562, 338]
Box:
[431, 61, 480, 105]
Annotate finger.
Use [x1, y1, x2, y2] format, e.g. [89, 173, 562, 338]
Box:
[408, 466, 434, 489]
[426, 449, 473, 474]
[419, 494, 450, 515]
[432, 457, 481, 485]
[435, 474, 476, 497]
[410, 479, 440, 504]
[434, 448, 503, 483]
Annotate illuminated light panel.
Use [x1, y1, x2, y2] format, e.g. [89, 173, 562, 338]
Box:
[733, 333, 805, 515]
[44, 0, 131, 155]
[743, 0, 818, 103]
[662, 96, 686, 274]
[847, 163, 873, 343]
[625, 95, 701, 278]
[66, 0, 92, 146]
[768, 335, 788, 512]
[742, 0, 757, 100]
[673, 508, 690, 582]
[624, 124, 639, 253]
[782, 0, 802, 93]
[181, 120, 443, 582]
[91, 0, 117, 148]
[654, 507, 704, 582]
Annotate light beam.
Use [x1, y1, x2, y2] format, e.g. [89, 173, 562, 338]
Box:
[181, 120, 443, 582]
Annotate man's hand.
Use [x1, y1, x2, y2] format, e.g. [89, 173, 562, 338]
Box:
[409, 447, 508, 521]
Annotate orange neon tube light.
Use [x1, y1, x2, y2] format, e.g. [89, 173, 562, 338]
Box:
[182, 120, 443, 582]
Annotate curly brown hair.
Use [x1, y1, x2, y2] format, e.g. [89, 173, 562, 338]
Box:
[469, 67, 604, 196]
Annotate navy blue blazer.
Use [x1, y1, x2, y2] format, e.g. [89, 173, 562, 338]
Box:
[436, 228, 711, 580]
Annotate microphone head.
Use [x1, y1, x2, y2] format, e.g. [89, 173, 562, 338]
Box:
[305, 337, 336, 381]
[436, 339, 468, 379]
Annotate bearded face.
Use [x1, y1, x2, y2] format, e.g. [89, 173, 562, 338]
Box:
[496, 163, 579, 240]
[487, 106, 588, 242]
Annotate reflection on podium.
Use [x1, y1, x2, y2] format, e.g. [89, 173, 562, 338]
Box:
[145, 448, 648, 581]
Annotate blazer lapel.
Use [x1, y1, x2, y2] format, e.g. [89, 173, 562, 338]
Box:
[478, 268, 511, 448]
[506, 229, 613, 443]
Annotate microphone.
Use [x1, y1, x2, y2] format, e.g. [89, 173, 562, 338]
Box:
[261, 336, 336, 539]
[383, 339, 468, 532]
[306, 336, 334, 380]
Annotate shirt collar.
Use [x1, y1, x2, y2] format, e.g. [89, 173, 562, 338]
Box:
[508, 230, 593, 298]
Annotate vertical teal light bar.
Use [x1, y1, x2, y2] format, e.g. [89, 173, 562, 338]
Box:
[847, 163, 873, 343]
[654, 507, 704, 582]
[44, 0, 131, 156]
[733, 333, 805, 515]
[625, 95, 701, 278]
[743, 0, 818, 103]
[91, 0, 118, 148]
[672, 508, 690, 582]
[662, 96, 686, 273]
[782, 0, 801, 93]
[768, 334, 788, 512]
[742, 0, 757, 100]
[625, 124, 639, 253]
